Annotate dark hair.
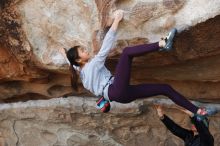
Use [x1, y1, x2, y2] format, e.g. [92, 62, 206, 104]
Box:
[66, 46, 81, 91]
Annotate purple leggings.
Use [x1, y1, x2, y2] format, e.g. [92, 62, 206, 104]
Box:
[108, 42, 199, 114]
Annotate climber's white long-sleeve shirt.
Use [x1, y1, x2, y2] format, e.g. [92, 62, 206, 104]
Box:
[79, 28, 116, 100]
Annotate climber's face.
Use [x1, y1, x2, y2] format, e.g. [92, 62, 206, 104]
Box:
[77, 47, 91, 64]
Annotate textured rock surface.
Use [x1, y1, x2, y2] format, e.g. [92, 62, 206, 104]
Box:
[0, 97, 219, 146]
[0, 0, 220, 102]
[0, 0, 220, 145]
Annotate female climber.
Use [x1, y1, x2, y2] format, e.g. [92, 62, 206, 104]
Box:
[59, 10, 215, 119]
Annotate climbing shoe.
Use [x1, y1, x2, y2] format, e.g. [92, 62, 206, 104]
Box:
[160, 28, 177, 51]
[196, 107, 218, 121]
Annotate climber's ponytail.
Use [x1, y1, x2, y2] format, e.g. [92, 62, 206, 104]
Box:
[66, 46, 81, 91]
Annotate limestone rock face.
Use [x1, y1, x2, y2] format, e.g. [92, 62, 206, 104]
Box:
[0, 0, 220, 145]
[0, 0, 220, 102]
